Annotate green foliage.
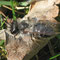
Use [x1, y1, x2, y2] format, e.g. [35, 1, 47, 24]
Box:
[0, 15, 7, 30]
[0, 1, 18, 7]
[0, 0, 19, 21]
[0, 0, 29, 21]
[0, 39, 7, 60]
[0, 46, 7, 60]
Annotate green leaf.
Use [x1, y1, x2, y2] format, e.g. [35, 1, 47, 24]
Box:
[0, 40, 5, 46]
[19, 2, 29, 6]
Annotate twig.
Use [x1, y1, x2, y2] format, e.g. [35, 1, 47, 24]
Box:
[0, 11, 6, 18]
[2, 5, 25, 14]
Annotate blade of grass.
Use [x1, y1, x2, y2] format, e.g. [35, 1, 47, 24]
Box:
[1, 18, 3, 29]
[0, 1, 11, 6]
[10, 0, 16, 20]
[49, 54, 60, 60]
[0, 15, 3, 29]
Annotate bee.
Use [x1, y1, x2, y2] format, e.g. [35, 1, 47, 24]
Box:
[31, 20, 60, 39]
